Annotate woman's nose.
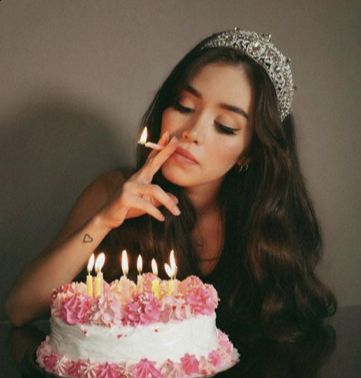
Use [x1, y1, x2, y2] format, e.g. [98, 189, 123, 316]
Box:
[181, 115, 207, 144]
[181, 128, 199, 144]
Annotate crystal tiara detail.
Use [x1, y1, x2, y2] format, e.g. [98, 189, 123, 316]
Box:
[201, 28, 295, 121]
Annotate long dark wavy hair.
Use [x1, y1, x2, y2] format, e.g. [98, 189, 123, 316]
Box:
[101, 35, 337, 343]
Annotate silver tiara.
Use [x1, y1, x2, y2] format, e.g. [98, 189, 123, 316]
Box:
[201, 28, 295, 121]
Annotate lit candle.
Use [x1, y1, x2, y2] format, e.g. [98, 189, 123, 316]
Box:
[165, 263, 175, 295]
[119, 250, 130, 302]
[137, 254, 143, 293]
[94, 253, 105, 298]
[169, 250, 178, 294]
[86, 254, 95, 297]
[151, 258, 160, 299]
[170, 250, 177, 279]
[138, 127, 163, 150]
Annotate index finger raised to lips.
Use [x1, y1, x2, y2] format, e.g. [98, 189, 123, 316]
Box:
[146, 131, 170, 161]
[147, 136, 178, 177]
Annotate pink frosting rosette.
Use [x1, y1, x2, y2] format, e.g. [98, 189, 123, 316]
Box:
[180, 353, 200, 375]
[96, 362, 123, 378]
[159, 359, 184, 378]
[123, 292, 161, 326]
[198, 356, 215, 376]
[177, 276, 218, 315]
[36, 338, 52, 368]
[218, 331, 234, 354]
[208, 350, 222, 368]
[92, 294, 122, 326]
[187, 287, 216, 315]
[51, 283, 76, 303]
[67, 360, 87, 378]
[51, 283, 79, 317]
[134, 358, 162, 378]
[177, 276, 204, 294]
[43, 352, 59, 371]
[159, 295, 190, 322]
[54, 355, 71, 376]
[79, 360, 99, 378]
[60, 293, 94, 325]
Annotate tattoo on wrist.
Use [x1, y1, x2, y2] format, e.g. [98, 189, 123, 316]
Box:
[83, 233, 94, 243]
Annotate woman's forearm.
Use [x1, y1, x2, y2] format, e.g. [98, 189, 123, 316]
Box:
[5, 214, 111, 326]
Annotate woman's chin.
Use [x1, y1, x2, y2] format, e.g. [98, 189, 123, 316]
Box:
[161, 166, 191, 188]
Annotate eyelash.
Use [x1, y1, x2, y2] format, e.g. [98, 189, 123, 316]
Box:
[173, 102, 192, 114]
[173, 102, 238, 135]
[215, 123, 237, 135]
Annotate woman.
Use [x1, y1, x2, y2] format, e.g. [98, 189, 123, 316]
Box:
[5, 29, 336, 346]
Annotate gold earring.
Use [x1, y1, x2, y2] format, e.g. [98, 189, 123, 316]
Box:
[237, 162, 249, 173]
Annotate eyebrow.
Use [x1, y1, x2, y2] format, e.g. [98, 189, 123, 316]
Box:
[184, 84, 249, 120]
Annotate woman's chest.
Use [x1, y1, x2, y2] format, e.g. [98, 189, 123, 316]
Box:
[192, 212, 224, 276]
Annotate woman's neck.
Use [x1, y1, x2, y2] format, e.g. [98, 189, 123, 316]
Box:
[184, 181, 225, 277]
[184, 180, 222, 216]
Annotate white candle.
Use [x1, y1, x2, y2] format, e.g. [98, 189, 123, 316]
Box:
[137, 254, 143, 293]
[169, 250, 177, 279]
[151, 258, 160, 299]
[165, 263, 175, 296]
[120, 250, 130, 302]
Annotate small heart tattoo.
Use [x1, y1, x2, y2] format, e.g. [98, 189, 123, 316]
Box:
[83, 233, 93, 243]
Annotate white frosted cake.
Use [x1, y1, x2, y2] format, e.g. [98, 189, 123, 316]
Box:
[36, 274, 239, 377]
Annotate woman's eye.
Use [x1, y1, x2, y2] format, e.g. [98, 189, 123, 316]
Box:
[215, 122, 237, 135]
[173, 102, 194, 114]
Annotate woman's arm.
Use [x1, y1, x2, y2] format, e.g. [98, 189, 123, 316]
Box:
[4, 171, 120, 326]
[5, 133, 179, 326]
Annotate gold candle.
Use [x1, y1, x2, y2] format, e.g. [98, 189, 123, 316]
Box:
[86, 254, 95, 297]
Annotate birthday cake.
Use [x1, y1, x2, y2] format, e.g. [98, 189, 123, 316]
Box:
[36, 274, 239, 377]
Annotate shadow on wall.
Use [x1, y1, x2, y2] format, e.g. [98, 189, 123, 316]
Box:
[0, 98, 131, 320]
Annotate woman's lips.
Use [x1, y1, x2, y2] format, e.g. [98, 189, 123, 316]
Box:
[172, 147, 199, 164]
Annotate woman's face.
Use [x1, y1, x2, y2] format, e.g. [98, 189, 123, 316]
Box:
[160, 62, 254, 191]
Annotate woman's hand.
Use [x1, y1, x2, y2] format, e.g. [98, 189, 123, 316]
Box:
[98, 132, 180, 230]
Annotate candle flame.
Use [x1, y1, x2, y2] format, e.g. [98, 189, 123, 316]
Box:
[151, 258, 158, 276]
[138, 127, 148, 144]
[169, 250, 177, 278]
[137, 254, 143, 273]
[95, 253, 105, 273]
[121, 250, 129, 276]
[164, 263, 173, 278]
[87, 254, 95, 273]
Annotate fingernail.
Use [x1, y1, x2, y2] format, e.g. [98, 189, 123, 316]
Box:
[173, 207, 181, 215]
[161, 131, 169, 142]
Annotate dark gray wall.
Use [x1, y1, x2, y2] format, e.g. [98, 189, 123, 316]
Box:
[1, 0, 360, 320]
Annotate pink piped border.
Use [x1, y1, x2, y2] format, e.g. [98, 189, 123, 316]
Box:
[36, 330, 239, 378]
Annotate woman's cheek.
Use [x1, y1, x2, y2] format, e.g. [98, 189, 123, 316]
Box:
[161, 108, 183, 135]
[161, 108, 174, 133]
